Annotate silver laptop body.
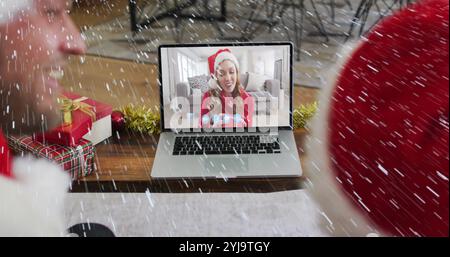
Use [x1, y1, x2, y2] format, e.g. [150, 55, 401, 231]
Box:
[152, 42, 302, 178]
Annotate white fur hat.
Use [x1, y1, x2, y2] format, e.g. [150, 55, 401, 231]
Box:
[214, 51, 239, 72]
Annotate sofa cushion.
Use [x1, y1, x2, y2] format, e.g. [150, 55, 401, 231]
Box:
[188, 75, 210, 93]
[245, 72, 270, 92]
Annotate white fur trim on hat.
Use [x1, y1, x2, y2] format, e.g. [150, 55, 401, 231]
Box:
[0, 0, 33, 24]
[214, 51, 239, 72]
[304, 41, 384, 236]
[0, 155, 70, 236]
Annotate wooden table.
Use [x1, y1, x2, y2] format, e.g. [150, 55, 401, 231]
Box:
[71, 129, 309, 193]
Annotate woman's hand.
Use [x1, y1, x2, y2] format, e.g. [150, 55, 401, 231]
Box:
[201, 113, 223, 128]
[219, 113, 247, 128]
[202, 113, 247, 128]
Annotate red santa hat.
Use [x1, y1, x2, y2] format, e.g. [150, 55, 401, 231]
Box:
[308, 0, 448, 236]
[208, 48, 239, 75]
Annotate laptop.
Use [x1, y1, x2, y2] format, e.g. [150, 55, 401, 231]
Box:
[151, 42, 302, 178]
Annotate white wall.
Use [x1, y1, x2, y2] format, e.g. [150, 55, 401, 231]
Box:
[274, 46, 290, 90]
[239, 51, 249, 75]
[160, 48, 170, 105]
[246, 49, 275, 78]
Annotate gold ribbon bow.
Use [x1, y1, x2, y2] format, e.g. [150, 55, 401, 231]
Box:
[58, 95, 96, 126]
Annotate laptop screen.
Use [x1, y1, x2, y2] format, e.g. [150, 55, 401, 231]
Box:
[159, 43, 292, 132]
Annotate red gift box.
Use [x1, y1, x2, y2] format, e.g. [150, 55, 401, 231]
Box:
[34, 92, 112, 146]
[7, 135, 95, 181]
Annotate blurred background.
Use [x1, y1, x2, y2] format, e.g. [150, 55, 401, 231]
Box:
[65, 0, 414, 111]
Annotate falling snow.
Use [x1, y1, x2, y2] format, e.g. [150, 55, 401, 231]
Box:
[0, 0, 448, 238]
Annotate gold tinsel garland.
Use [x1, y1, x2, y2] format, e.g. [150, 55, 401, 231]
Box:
[120, 102, 317, 135]
[121, 105, 161, 135]
[293, 102, 318, 129]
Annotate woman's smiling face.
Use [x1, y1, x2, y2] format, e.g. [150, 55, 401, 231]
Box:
[216, 60, 237, 95]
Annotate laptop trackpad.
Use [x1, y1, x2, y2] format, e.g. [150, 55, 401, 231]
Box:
[203, 156, 249, 178]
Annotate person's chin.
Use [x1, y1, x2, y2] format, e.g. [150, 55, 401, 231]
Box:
[223, 88, 234, 94]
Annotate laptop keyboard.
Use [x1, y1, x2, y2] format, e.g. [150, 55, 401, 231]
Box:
[173, 135, 281, 155]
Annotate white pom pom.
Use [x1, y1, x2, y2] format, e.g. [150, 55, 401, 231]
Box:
[0, 156, 70, 236]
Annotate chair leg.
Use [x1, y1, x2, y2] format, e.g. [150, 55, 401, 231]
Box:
[330, 0, 336, 24]
[309, 0, 329, 42]
[297, 0, 306, 62]
[364, 0, 402, 35]
[345, 0, 353, 10]
[345, 0, 367, 42]
[358, 0, 373, 37]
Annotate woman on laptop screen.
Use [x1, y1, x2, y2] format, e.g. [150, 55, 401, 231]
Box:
[200, 49, 254, 128]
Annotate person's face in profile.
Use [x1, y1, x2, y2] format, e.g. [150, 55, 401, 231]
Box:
[0, 0, 86, 134]
[216, 60, 237, 96]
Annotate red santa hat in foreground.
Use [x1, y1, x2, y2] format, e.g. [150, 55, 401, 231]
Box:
[308, 0, 448, 236]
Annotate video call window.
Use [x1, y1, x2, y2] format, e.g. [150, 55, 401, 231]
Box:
[160, 45, 291, 131]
